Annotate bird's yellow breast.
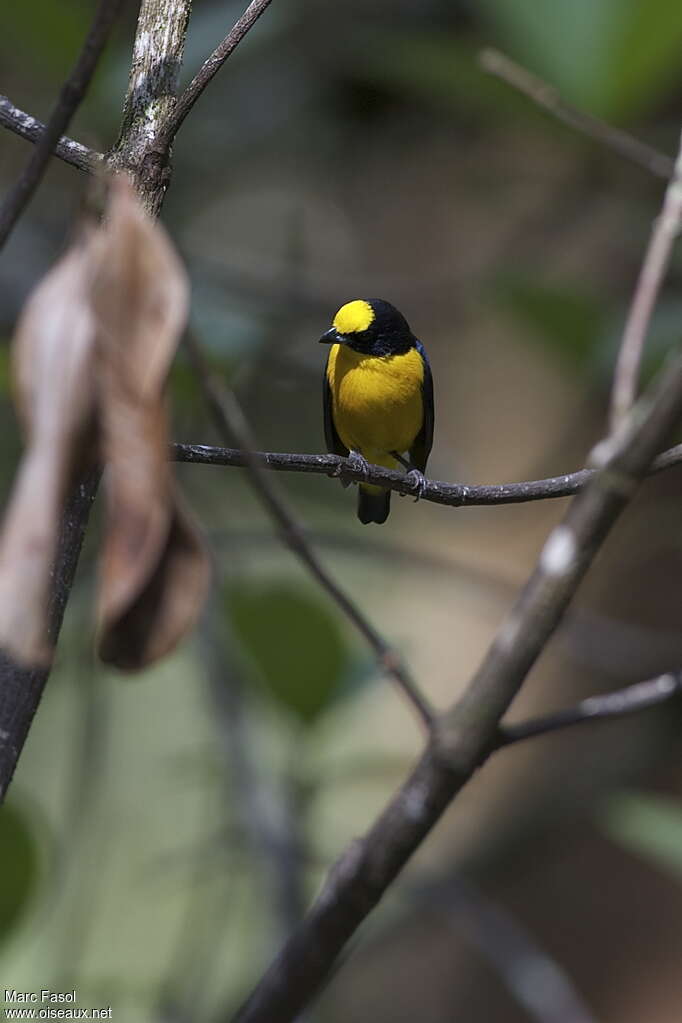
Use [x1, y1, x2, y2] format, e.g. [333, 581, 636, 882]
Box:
[326, 344, 424, 463]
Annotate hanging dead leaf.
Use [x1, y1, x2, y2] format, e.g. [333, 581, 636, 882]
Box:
[0, 234, 98, 665]
[98, 493, 210, 669]
[91, 175, 210, 669]
[0, 173, 210, 672]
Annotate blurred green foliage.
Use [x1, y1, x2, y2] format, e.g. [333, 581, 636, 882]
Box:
[478, 0, 682, 118]
[0, 802, 40, 945]
[602, 791, 682, 883]
[225, 580, 353, 725]
[493, 278, 609, 373]
[3, 0, 88, 73]
[366, 0, 682, 125]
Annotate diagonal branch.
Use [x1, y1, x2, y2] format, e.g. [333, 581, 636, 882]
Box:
[610, 136, 682, 432]
[184, 333, 435, 730]
[497, 670, 682, 749]
[163, 0, 274, 141]
[0, 472, 99, 800]
[0, 0, 125, 248]
[232, 228, 682, 1023]
[479, 49, 674, 180]
[0, 95, 101, 173]
[171, 441, 682, 508]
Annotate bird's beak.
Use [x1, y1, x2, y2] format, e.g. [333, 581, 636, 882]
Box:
[319, 327, 340, 344]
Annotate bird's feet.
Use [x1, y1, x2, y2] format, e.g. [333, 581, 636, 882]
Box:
[348, 450, 371, 478]
[406, 468, 427, 502]
[337, 450, 370, 488]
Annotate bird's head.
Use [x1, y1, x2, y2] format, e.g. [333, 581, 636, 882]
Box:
[319, 299, 414, 356]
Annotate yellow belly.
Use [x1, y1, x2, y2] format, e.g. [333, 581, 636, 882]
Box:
[326, 344, 424, 465]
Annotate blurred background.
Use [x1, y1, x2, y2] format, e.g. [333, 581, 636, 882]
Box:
[2, 1, 682, 1020]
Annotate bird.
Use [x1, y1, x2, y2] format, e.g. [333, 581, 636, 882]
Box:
[320, 298, 434, 524]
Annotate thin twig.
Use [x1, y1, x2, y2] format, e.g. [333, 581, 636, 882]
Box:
[164, 0, 274, 141]
[497, 671, 682, 748]
[171, 440, 682, 508]
[479, 49, 674, 181]
[233, 342, 682, 1021]
[0, 95, 101, 173]
[610, 134, 682, 432]
[184, 333, 435, 730]
[0, 0, 125, 248]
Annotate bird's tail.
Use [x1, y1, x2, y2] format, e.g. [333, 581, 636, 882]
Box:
[357, 484, 390, 525]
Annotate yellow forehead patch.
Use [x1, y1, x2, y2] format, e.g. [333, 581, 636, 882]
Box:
[333, 299, 374, 334]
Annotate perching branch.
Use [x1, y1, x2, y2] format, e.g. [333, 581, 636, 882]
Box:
[163, 0, 274, 141]
[171, 441, 682, 508]
[0, 0, 125, 248]
[233, 313, 682, 1020]
[0, 95, 101, 173]
[610, 135, 682, 431]
[479, 49, 674, 181]
[497, 670, 682, 749]
[184, 333, 435, 730]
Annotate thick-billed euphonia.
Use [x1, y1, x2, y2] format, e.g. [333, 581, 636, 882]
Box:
[320, 299, 434, 524]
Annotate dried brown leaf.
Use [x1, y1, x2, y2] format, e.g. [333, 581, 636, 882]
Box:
[92, 174, 209, 669]
[91, 174, 188, 401]
[98, 492, 210, 670]
[0, 236, 98, 665]
[0, 173, 210, 672]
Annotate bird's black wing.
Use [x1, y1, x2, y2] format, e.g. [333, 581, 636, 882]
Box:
[409, 340, 434, 473]
[323, 359, 348, 457]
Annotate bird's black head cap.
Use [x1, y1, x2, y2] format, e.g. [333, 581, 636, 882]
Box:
[319, 298, 415, 356]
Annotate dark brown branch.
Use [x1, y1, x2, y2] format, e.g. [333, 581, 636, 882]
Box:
[164, 0, 274, 140]
[170, 441, 682, 507]
[0, 95, 101, 173]
[0, 472, 99, 800]
[0, 0, 125, 247]
[184, 334, 435, 730]
[233, 340, 682, 1021]
[479, 48, 674, 181]
[497, 671, 682, 748]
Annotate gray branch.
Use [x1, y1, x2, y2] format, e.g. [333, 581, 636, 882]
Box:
[164, 0, 274, 140]
[497, 671, 682, 748]
[0, 95, 101, 172]
[171, 440, 682, 508]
